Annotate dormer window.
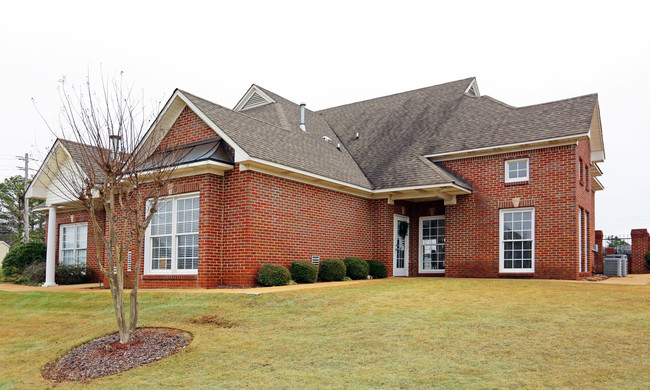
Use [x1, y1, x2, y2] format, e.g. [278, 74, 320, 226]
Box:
[505, 158, 529, 183]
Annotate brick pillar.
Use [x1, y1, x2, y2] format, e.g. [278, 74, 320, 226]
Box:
[630, 229, 649, 274]
[594, 230, 604, 274]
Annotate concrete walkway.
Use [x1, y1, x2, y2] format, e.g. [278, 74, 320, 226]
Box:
[0, 278, 385, 294]
[594, 273, 650, 286]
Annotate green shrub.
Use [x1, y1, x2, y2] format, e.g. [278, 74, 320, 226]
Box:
[20, 262, 47, 284]
[2, 242, 47, 277]
[319, 258, 346, 282]
[56, 265, 91, 285]
[257, 264, 291, 286]
[16, 263, 91, 285]
[367, 259, 388, 279]
[343, 257, 369, 280]
[290, 260, 318, 283]
[645, 251, 650, 270]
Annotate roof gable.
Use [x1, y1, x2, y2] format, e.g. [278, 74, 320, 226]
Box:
[233, 85, 275, 111]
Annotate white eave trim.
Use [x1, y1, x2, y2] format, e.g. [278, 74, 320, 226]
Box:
[242, 157, 471, 198]
[233, 85, 276, 112]
[373, 182, 471, 194]
[26, 140, 88, 200]
[245, 157, 372, 193]
[424, 134, 587, 161]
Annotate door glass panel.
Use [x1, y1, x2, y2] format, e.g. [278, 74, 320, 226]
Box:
[422, 218, 445, 271]
[396, 235, 405, 268]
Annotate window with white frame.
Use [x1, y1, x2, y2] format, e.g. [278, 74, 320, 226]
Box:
[500, 208, 534, 272]
[145, 194, 200, 274]
[59, 223, 88, 266]
[505, 158, 529, 183]
[420, 216, 445, 273]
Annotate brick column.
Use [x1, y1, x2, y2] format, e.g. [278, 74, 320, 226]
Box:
[630, 229, 649, 274]
[594, 230, 604, 274]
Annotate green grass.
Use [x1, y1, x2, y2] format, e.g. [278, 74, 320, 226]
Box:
[0, 278, 648, 389]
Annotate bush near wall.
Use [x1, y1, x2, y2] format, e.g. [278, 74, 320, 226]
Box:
[343, 257, 370, 280]
[367, 259, 388, 279]
[1, 242, 46, 277]
[17, 263, 93, 285]
[645, 251, 650, 270]
[257, 264, 292, 286]
[319, 259, 346, 282]
[290, 261, 318, 283]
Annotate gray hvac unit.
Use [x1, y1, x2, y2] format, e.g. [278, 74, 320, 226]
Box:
[603, 255, 628, 277]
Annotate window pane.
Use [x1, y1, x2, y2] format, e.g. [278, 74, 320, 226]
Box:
[76, 225, 88, 249]
[151, 236, 172, 270]
[151, 201, 173, 236]
[177, 197, 199, 234]
[62, 227, 74, 249]
[61, 250, 75, 265]
[76, 249, 87, 266]
[177, 234, 199, 270]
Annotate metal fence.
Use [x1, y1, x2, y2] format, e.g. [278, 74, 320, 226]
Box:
[603, 235, 632, 256]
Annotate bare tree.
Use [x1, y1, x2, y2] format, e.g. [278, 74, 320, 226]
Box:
[38, 73, 180, 343]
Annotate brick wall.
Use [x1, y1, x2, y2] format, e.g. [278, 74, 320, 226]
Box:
[46, 209, 105, 282]
[594, 230, 604, 273]
[441, 143, 592, 280]
[156, 106, 216, 151]
[47, 107, 600, 288]
[630, 229, 649, 273]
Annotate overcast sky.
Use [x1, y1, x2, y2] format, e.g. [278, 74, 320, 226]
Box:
[1, 0, 648, 236]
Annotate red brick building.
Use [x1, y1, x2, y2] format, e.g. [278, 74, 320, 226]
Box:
[28, 78, 606, 287]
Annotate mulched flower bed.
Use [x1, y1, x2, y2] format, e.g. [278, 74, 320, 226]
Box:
[42, 327, 193, 382]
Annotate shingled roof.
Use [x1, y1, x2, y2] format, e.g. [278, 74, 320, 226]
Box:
[318, 78, 598, 189]
[180, 90, 374, 189]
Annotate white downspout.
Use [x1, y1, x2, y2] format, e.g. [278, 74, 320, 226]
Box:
[43, 206, 58, 287]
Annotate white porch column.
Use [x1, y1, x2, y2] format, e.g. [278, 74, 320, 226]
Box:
[43, 206, 58, 287]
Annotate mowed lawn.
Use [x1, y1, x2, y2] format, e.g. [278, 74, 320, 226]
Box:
[0, 278, 648, 389]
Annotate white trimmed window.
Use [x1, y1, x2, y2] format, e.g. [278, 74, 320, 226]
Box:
[505, 158, 529, 183]
[145, 194, 200, 275]
[59, 223, 88, 266]
[500, 208, 534, 273]
[419, 216, 445, 273]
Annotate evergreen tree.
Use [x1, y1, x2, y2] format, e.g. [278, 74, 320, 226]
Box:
[0, 175, 45, 245]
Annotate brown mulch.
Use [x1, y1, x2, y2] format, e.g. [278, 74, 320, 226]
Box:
[42, 327, 193, 382]
[584, 274, 609, 282]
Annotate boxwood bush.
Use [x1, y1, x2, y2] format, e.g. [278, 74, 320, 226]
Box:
[319, 258, 346, 282]
[290, 260, 318, 283]
[2, 242, 46, 277]
[257, 264, 291, 286]
[343, 257, 369, 280]
[367, 259, 388, 279]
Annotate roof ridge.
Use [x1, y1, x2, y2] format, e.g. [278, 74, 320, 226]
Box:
[516, 93, 598, 110]
[179, 90, 293, 134]
[317, 77, 475, 113]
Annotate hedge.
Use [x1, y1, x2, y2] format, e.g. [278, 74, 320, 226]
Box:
[1, 242, 46, 277]
[257, 264, 291, 286]
[290, 260, 318, 283]
[343, 257, 369, 280]
[367, 259, 388, 279]
[319, 258, 346, 282]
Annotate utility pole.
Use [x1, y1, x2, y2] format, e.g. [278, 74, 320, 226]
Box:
[17, 153, 36, 243]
